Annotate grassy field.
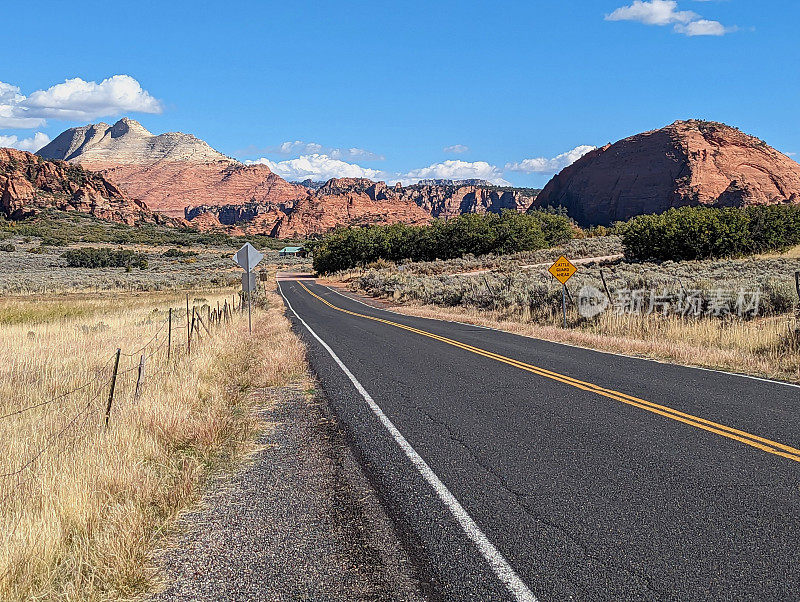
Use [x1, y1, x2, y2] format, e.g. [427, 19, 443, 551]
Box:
[0, 283, 307, 600]
[341, 240, 800, 383]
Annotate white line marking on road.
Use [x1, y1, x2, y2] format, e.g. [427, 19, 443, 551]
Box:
[320, 284, 800, 390]
[278, 282, 538, 602]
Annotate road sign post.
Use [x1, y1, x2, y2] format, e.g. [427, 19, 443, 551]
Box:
[548, 256, 578, 328]
[233, 243, 264, 334]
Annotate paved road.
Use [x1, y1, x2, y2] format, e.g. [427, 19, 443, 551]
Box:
[278, 278, 800, 601]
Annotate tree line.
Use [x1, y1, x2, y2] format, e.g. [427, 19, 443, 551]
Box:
[621, 205, 800, 261]
[312, 211, 574, 274]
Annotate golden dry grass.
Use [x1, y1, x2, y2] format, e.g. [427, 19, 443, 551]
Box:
[0, 283, 306, 600]
[359, 296, 800, 384]
[758, 243, 800, 259]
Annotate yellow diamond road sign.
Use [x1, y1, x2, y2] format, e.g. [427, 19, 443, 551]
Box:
[548, 255, 577, 285]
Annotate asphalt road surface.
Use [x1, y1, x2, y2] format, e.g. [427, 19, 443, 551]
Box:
[278, 277, 800, 601]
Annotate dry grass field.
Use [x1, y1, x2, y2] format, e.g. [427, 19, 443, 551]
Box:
[0, 283, 306, 600]
[342, 242, 800, 383]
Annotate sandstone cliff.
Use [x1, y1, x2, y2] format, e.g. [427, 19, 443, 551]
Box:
[39, 118, 537, 236]
[0, 148, 172, 225]
[533, 120, 800, 225]
[38, 119, 308, 218]
[184, 178, 538, 237]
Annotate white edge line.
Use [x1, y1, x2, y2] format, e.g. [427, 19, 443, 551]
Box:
[277, 281, 538, 602]
[318, 283, 800, 391]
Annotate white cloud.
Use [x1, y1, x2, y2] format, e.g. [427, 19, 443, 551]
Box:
[0, 132, 51, 152]
[443, 144, 470, 154]
[398, 160, 509, 185]
[0, 75, 161, 129]
[674, 19, 734, 36]
[249, 140, 384, 161]
[0, 83, 46, 128]
[605, 0, 735, 36]
[505, 145, 596, 174]
[606, 0, 697, 25]
[246, 153, 383, 181]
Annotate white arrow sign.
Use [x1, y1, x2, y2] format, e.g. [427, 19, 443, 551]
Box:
[232, 243, 264, 272]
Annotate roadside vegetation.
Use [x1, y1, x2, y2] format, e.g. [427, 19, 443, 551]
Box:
[0, 210, 302, 250]
[0, 213, 311, 294]
[621, 205, 800, 261]
[0, 284, 307, 601]
[312, 210, 574, 274]
[333, 235, 800, 382]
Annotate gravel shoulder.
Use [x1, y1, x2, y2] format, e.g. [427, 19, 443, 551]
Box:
[149, 382, 427, 601]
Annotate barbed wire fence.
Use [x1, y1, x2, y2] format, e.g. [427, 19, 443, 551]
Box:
[0, 292, 248, 575]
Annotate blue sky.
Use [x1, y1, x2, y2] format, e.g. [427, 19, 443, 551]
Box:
[1, 1, 797, 186]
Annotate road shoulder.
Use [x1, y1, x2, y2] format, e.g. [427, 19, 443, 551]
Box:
[148, 381, 427, 601]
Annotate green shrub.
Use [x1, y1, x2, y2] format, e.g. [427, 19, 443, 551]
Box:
[622, 205, 800, 261]
[312, 211, 574, 274]
[62, 247, 149, 270]
[162, 248, 198, 258]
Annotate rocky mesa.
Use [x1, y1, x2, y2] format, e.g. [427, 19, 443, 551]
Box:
[38, 118, 308, 218]
[185, 178, 539, 238]
[533, 120, 800, 225]
[0, 148, 173, 225]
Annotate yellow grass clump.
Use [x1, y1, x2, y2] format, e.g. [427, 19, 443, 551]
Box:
[0, 285, 306, 600]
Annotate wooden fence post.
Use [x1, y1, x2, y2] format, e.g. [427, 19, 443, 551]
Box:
[186, 295, 191, 354]
[191, 307, 198, 341]
[104, 348, 121, 428]
[167, 308, 172, 361]
[795, 271, 799, 303]
[133, 354, 145, 401]
[599, 269, 613, 304]
[482, 275, 495, 298]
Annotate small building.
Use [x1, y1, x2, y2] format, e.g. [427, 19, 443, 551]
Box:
[278, 246, 308, 258]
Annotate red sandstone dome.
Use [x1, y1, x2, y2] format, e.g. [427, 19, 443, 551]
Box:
[532, 120, 800, 225]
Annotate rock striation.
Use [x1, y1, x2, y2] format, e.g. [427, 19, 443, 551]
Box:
[533, 120, 800, 225]
[0, 148, 173, 225]
[184, 178, 539, 237]
[38, 118, 308, 218]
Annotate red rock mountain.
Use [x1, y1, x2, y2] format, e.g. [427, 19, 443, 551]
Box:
[38, 118, 307, 218]
[533, 120, 800, 225]
[186, 178, 537, 237]
[0, 148, 172, 225]
[39, 118, 537, 236]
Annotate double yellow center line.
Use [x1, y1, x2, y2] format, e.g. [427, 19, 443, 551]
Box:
[297, 282, 800, 464]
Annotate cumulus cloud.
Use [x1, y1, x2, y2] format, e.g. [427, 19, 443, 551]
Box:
[0, 132, 51, 152]
[246, 153, 383, 181]
[443, 144, 470, 154]
[0, 75, 162, 129]
[505, 145, 596, 174]
[398, 160, 509, 185]
[0, 83, 46, 128]
[674, 19, 734, 36]
[606, 0, 697, 25]
[243, 140, 384, 161]
[605, 0, 735, 36]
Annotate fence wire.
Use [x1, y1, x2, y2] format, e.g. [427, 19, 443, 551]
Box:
[0, 301, 233, 486]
